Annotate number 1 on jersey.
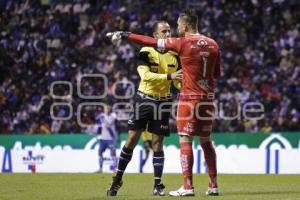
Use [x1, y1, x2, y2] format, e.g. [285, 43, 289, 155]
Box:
[202, 57, 208, 78]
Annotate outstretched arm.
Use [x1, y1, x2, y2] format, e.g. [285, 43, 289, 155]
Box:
[106, 31, 157, 46]
[106, 32, 182, 52]
[128, 33, 158, 48]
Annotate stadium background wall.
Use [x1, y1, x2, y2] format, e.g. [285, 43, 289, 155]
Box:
[0, 133, 299, 174]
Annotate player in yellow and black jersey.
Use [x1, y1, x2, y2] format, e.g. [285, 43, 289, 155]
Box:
[137, 46, 181, 98]
[108, 21, 182, 197]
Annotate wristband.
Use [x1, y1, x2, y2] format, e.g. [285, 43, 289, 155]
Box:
[167, 74, 172, 80]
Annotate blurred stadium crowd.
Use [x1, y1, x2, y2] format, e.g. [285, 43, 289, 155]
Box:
[0, 0, 300, 134]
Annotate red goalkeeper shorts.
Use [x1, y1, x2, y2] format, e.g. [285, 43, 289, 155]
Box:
[176, 100, 215, 137]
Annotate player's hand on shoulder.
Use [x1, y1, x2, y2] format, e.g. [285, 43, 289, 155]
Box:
[170, 69, 183, 80]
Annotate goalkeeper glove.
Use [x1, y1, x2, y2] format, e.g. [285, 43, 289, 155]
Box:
[106, 31, 130, 45]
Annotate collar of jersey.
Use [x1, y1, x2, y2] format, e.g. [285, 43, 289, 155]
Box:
[154, 47, 168, 54]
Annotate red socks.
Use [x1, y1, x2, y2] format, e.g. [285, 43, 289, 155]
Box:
[201, 141, 218, 188]
[180, 140, 218, 189]
[180, 142, 194, 189]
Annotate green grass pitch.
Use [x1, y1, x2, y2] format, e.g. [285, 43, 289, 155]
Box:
[0, 174, 300, 200]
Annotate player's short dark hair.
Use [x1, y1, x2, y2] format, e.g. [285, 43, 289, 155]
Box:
[179, 10, 198, 30]
[153, 20, 169, 32]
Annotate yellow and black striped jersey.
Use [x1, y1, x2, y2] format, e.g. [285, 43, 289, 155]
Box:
[137, 47, 181, 97]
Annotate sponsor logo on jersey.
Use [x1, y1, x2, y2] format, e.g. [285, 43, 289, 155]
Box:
[160, 125, 169, 130]
[197, 79, 211, 91]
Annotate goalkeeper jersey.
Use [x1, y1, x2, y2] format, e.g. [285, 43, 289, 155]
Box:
[128, 33, 221, 100]
[137, 47, 181, 97]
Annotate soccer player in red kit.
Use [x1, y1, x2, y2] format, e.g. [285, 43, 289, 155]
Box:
[107, 10, 220, 196]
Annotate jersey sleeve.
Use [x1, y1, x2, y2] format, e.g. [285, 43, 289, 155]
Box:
[137, 65, 167, 81]
[128, 33, 158, 47]
[128, 33, 182, 53]
[137, 47, 151, 66]
[137, 47, 168, 81]
[162, 38, 182, 53]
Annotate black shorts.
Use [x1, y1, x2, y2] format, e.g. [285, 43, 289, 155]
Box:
[128, 93, 172, 136]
